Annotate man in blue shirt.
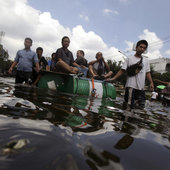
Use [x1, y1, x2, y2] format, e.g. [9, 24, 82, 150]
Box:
[8, 37, 40, 84]
[48, 52, 56, 71]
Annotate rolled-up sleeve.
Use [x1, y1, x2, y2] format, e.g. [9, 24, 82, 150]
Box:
[70, 53, 74, 66]
[14, 51, 20, 63]
[33, 53, 38, 63]
[121, 58, 128, 70]
[55, 49, 62, 63]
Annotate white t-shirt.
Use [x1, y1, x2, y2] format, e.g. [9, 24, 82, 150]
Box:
[151, 91, 158, 99]
[122, 55, 150, 90]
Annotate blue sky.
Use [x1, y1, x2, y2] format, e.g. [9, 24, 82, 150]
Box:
[0, 0, 170, 61]
[28, 0, 170, 55]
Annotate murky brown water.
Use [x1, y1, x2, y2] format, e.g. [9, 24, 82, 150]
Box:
[0, 77, 170, 170]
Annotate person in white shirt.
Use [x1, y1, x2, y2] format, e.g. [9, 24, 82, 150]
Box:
[107, 40, 154, 109]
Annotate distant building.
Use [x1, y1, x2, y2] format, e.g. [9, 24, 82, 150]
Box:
[149, 58, 170, 73]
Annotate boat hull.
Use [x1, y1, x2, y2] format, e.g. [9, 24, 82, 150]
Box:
[38, 71, 116, 99]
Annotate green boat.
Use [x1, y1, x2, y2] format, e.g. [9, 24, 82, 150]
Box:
[37, 71, 116, 99]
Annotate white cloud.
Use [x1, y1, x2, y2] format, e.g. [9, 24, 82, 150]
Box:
[139, 29, 163, 59]
[0, 0, 123, 62]
[71, 25, 123, 62]
[103, 9, 119, 16]
[124, 29, 163, 60]
[165, 50, 170, 55]
[79, 14, 89, 22]
[103, 9, 112, 15]
[113, 10, 119, 15]
[125, 40, 133, 53]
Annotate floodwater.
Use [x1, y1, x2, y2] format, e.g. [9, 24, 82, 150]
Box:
[0, 77, 170, 170]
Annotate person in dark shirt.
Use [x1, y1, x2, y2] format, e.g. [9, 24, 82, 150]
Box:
[75, 50, 88, 66]
[31, 47, 49, 85]
[54, 36, 78, 74]
[74, 50, 88, 77]
[36, 47, 49, 71]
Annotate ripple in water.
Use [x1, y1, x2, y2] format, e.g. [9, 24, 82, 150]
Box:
[0, 77, 169, 170]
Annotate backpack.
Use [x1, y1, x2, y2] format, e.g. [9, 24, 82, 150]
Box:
[126, 57, 143, 77]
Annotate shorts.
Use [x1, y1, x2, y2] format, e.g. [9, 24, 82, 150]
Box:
[123, 87, 145, 109]
[15, 70, 32, 84]
[76, 66, 88, 77]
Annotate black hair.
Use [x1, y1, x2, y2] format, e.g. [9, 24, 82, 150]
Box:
[136, 40, 148, 48]
[51, 52, 56, 57]
[78, 50, 84, 56]
[61, 36, 70, 43]
[95, 52, 103, 57]
[25, 37, 33, 43]
[36, 47, 43, 52]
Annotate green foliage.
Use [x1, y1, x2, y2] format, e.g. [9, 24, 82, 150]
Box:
[150, 66, 170, 87]
[0, 59, 13, 74]
[107, 59, 126, 85]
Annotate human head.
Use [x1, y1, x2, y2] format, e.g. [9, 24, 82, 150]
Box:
[36, 47, 43, 58]
[51, 52, 56, 59]
[24, 37, 33, 49]
[61, 36, 70, 49]
[136, 40, 148, 55]
[76, 50, 84, 58]
[136, 40, 148, 48]
[95, 52, 103, 60]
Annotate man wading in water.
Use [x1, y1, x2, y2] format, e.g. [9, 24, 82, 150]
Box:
[107, 40, 154, 110]
[8, 37, 40, 84]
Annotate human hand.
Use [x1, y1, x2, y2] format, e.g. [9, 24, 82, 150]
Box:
[8, 67, 13, 74]
[104, 78, 114, 83]
[80, 65, 86, 68]
[150, 82, 154, 91]
[35, 67, 40, 73]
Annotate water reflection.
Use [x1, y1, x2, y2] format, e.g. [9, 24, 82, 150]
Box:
[0, 77, 170, 170]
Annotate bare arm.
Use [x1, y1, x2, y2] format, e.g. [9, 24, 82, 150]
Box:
[88, 60, 97, 65]
[146, 72, 154, 91]
[72, 62, 80, 67]
[35, 62, 40, 73]
[46, 65, 50, 71]
[8, 61, 17, 73]
[154, 79, 169, 86]
[110, 69, 125, 81]
[103, 60, 110, 72]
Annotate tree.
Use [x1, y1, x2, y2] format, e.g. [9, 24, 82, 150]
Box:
[107, 59, 126, 85]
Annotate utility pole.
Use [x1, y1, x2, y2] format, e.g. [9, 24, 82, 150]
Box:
[0, 31, 5, 44]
